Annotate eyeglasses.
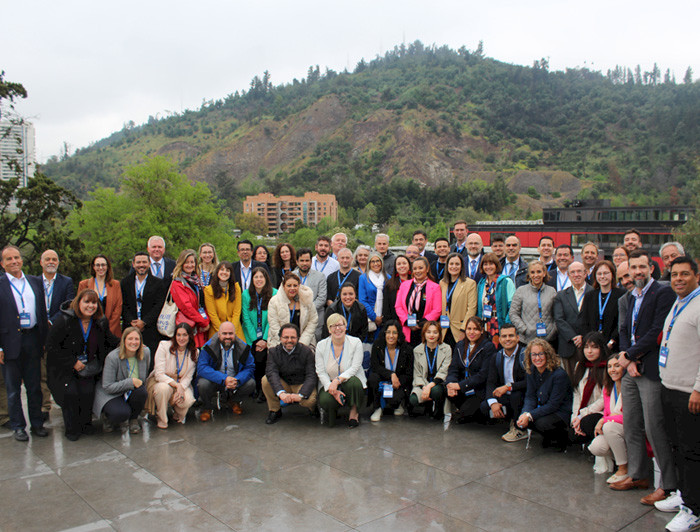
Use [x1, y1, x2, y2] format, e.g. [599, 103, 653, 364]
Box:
[329, 323, 346, 330]
[530, 352, 546, 358]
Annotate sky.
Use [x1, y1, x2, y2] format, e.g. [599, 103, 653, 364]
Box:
[3, 0, 699, 163]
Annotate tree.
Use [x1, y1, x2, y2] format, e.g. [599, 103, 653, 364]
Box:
[684, 67, 694, 84]
[0, 173, 87, 279]
[69, 156, 236, 275]
[234, 212, 268, 235]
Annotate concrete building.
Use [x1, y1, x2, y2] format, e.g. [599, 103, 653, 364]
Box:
[0, 121, 36, 187]
[244, 192, 338, 236]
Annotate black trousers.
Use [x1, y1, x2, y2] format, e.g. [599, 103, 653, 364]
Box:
[251, 342, 268, 393]
[447, 392, 484, 419]
[2, 329, 43, 430]
[197, 377, 255, 410]
[568, 412, 603, 445]
[662, 386, 700, 514]
[367, 372, 407, 409]
[532, 413, 569, 447]
[479, 391, 524, 420]
[63, 375, 97, 436]
[102, 385, 147, 424]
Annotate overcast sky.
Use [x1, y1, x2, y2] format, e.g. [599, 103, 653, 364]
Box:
[3, 0, 699, 162]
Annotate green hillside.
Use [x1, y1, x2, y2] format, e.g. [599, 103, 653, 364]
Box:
[43, 41, 700, 223]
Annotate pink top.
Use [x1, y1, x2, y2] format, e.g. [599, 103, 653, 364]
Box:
[395, 279, 442, 340]
[602, 383, 623, 424]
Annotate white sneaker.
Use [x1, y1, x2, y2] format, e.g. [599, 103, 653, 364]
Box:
[502, 426, 528, 442]
[657, 491, 684, 513]
[665, 506, 700, 532]
[370, 408, 383, 422]
[443, 413, 452, 431]
[393, 405, 405, 416]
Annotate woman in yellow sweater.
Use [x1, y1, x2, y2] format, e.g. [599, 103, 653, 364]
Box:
[203, 261, 245, 342]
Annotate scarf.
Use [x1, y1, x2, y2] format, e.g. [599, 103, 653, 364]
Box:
[409, 279, 427, 313]
[579, 360, 606, 413]
[368, 271, 385, 317]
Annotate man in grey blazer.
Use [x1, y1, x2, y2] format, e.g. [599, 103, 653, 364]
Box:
[552, 261, 591, 378]
[294, 248, 327, 341]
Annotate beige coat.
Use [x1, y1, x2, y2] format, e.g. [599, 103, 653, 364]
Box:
[440, 277, 477, 341]
[411, 343, 452, 400]
[267, 284, 318, 349]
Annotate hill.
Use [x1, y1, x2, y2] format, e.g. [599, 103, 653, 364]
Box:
[42, 41, 700, 223]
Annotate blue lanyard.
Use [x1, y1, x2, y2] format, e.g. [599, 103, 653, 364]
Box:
[436, 262, 445, 280]
[446, 281, 458, 312]
[537, 288, 543, 319]
[44, 279, 54, 311]
[9, 278, 27, 310]
[300, 274, 308, 285]
[125, 358, 135, 378]
[631, 290, 646, 340]
[289, 305, 297, 323]
[135, 278, 146, 317]
[469, 259, 478, 278]
[384, 347, 398, 372]
[598, 291, 611, 330]
[576, 291, 585, 308]
[200, 271, 210, 286]
[455, 245, 464, 254]
[425, 345, 436, 375]
[223, 348, 232, 374]
[557, 273, 569, 291]
[612, 382, 618, 405]
[341, 305, 352, 330]
[665, 287, 700, 342]
[95, 279, 107, 301]
[331, 342, 344, 374]
[175, 351, 187, 380]
[316, 258, 328, 273]
[80, 319, 92, 355]
[462, 344, 472, 367]
[336, 270, 352, 297]
[241, 267, 251, 289]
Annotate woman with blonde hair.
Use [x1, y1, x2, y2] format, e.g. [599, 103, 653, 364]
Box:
[509, 260, 557, 344]
[198, 243, 219, 287]
[516, 339, 573, 451]
[170, 249, 210, 347]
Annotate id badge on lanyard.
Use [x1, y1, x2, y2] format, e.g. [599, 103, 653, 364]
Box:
[659, 346, 669, 367]
[440, 315, 450, 329]
[19, 312, 31, 328]
[483, 304, 493, 319]
[407, 314, 417, 327]
[382, 383, 394, 398]
[536, 322, 547, 337]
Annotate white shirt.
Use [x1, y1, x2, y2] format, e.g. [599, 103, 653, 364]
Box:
[312, 256, 339, 278]
[239, 263, 252, 290]
[42, 274, 55, 312]
[150, 258, 164, 278]
[556, 270, 571, 291]
[572, 284, 587, 311]
[6, 272, 38, 328]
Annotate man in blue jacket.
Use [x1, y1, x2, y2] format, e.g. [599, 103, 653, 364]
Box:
[196, 321, 255, 421]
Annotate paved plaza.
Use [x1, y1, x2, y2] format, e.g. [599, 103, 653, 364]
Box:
[0, 398, 672, 531]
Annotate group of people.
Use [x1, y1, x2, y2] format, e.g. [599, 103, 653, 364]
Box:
[1, 225, 698, 532]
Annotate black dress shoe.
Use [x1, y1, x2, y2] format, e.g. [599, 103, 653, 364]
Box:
[14, 429, 29, 442]
[42, 411, 50, 422]
[65, 432, 80, 442]
[81, 424, 96, 435]
[348, 418, 359, 428]
[31, 426, 49, 437]
[265, 410, 282, 425]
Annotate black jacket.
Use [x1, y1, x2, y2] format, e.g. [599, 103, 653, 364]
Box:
[326, 269, 361, 304]
[576, 287, 626, 346]
[484, 343, 528, 402]
[265, 343, 317, 398]
[322, 300, 369, 340]
[369, 341, 414, 390]
[500, 256, 529, 288]
[445, 336, 496, 399]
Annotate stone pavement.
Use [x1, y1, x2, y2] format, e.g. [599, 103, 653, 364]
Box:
[0, 400, 672, 531]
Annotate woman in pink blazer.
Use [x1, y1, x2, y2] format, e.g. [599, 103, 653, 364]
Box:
[396, 256, 442, 347]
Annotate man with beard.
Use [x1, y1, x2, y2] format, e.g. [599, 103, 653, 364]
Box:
[312, 236, 339, 278]
[294, 248, 326, 340]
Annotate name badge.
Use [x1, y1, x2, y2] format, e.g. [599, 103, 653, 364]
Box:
[536, 322, 547, 337]
[382, 383, 394, 398]
[198, 307, 208, 320]
[465, 389, 475, 397]
[19, 312, 31, 328]
[78, 354, 88, 363]
[256, 326, 263, 339]
[483, 305, 493, 319]
[407, 314, 417, 327]
[440, 315, 450, 328]
[659, 346, 669, 368]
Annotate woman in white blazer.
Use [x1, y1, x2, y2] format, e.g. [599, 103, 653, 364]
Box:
[267, 272, 318, 350]
[315, 313, 367, 428]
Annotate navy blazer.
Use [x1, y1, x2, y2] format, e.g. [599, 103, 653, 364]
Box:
[552, 284, 591, 360]
[445, 337, 496, 399]
[484, 343, 528, 401]
[232, 260, 270, 288]
[42, 273, 76, 322]
[464, 254, 485, 285]
[522, 366, 573, 423]
[0, 273, 49, 360]
[500, 256, 528, 288]
[619, 280, 675, 380]
[120, 272, 166, 348]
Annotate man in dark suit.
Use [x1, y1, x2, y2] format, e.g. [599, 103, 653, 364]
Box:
[500, 236, 528, 288]
[430, 238, 450, 282]
[39, 249, 76, 419]
[537, 236, 557, 273]
[147, 235, 176, 283]
[0, 246, 49, 441]
[546, 244, 574, 292]
[450, 221, 469, 259]
[121, 252, 166, 358]
[552, 261, 591, 377]
[465, 233, 485, 284]
[610, 249, 677, 507]
[412, 230, 437, 263]
[232, 239, 270, 290]
[326, 248, 360, 306]
[480, 324, 528, 442]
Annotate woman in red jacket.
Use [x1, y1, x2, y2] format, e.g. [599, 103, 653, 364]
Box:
[170, 249, 210, 347]
[396, 256, 442, 347]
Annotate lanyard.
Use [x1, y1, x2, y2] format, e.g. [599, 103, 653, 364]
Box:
[289, 305, 297, 323]
[316, 258, 328, 273]
[537, 288, 543, 319]
[341, 305, 352, 330]
[135, 277, 146, 300]
[469, 259, 478, 278]
[455, 245, 464, 254]
[336, 270, 352, 298]
[125, 358, 136, 379]
[95, 279, 107, 301]
[241, 267, 251, 289]
[300, 274, 308, 285]
[44, 279, 54, 311]
[631, 291, 645, 341]
[80, 319, 92, 355]
[436, 262, 445, 280]
[612, 382, 618, 405]
[557, 273, 569, 291]
[598, 291, 611, 330]
[223, 348, 232, 374]
[201, 271, 210, 286]
[9, 277, 27, 311]
[256, 293, 263, 325]
[462, 343, 472, 367]
[175, 351, 187, 380]
[385, 347, 398, 372]
[425, 345, 437, 375]
[446, 281, 458, 312]
[576, 291, 585, 308]
[331, 342, 344, 374]
[665, 287, 700, 343]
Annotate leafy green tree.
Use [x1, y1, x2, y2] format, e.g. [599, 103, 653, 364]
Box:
[69, 156, 236, 274]
[234, 212, 268, 235]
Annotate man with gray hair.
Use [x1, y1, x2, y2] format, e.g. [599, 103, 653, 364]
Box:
[331, 232, 348, 260]
[374, 233, 395, 276]
[146, 235, 176, 282]
[659, 242, 685, 282]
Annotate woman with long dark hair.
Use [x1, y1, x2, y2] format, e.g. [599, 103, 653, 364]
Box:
[272, 243, 297, 287]
[382, 254, 411, 323]
[396, 256, 442, 347]
[204, 260, 244, 342]
[78, 254, 123, 337]
[440, 252, 477, 348]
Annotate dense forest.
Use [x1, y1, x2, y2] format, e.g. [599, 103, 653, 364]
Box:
[43, 41, 699, 226]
